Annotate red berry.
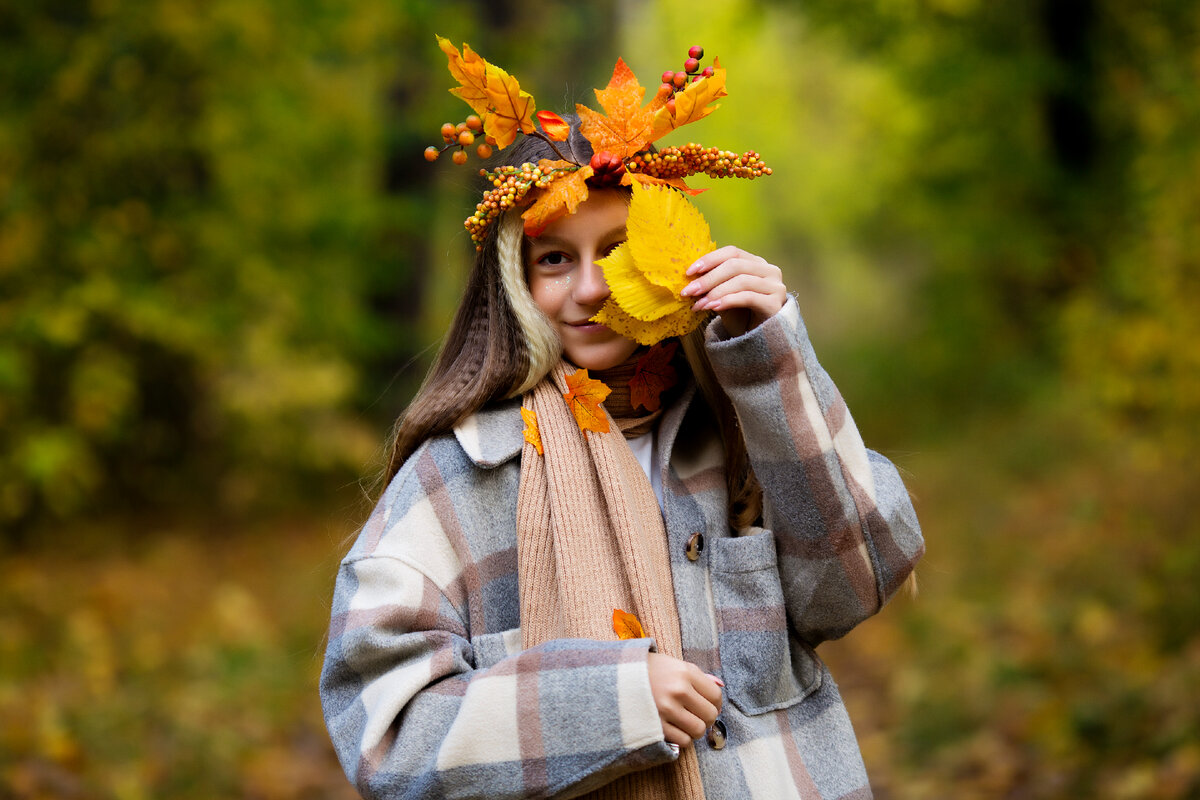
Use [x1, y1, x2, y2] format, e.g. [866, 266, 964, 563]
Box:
[424, 146, 440, 162]
[666, 97, 676, 114]
[662, 70, 674, 84]
[440, 122, 456, 141]
[672, 71, 687, 88]
[476, 143, 493, 159]
[688, 46, 704, 60]
[657, 83, 673, 99]
[465, 115, 482, 131]
[451, 149, 468, 165]
[685, 58, 700, 74]
[456, 121, 468, 134]
[702, 66, 715, 78]
[458, 130, 475, 146]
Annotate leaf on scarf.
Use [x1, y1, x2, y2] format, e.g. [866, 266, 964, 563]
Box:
[650, 58, 728, 140]
[612, 608, 646, 640]
[562, 368, 611, 435]
[576, 58, 665, 160]
[630, 341, 679, 412]
[521, 407, 543, 455]
[437, 37, 535, 150]
[522, 165, 592, 236]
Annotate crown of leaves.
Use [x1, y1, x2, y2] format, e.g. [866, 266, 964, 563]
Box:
[427, 37, 772, 249]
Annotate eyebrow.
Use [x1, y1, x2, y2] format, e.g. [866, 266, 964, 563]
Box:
[526, 226, 627, 249]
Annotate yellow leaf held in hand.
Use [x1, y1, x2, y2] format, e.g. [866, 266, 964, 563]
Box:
[562, 368, 612, 435]
[592, 180, 714, 345]
[612, 608, 646, 640]
[521, 407, 543, 455]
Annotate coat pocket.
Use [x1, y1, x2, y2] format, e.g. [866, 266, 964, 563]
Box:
[709, 529, 821, 715]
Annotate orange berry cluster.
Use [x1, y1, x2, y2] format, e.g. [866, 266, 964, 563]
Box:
[465, 163, 580, 248]
[425, 115, 495, 165]
[626, 144, 772, 181]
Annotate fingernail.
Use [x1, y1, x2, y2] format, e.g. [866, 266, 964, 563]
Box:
[708, 674, 725, 687]
[685, 260, 703, 275]
[681, 281, 702, 297]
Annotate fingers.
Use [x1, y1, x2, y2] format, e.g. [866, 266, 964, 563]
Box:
[679, 247, 786, 334]
[647, 653, 725, 746]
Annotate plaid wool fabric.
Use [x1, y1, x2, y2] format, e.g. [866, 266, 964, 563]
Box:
[321, 297, 924, 799]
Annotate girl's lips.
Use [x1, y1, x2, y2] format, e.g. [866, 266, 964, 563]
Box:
[568, 321, 610, 333]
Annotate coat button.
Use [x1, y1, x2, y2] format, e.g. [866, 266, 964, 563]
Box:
[707, 719, 727, 750]
[685, 532, 704, 561]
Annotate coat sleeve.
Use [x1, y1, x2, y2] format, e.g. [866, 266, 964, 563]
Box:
[319, 446, 674, 800]
[704, 295, 924, 644]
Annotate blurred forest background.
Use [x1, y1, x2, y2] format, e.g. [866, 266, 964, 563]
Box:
[2, 0, 1198, 797]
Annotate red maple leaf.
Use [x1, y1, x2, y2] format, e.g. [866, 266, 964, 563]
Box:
[630, 341, 679, 412]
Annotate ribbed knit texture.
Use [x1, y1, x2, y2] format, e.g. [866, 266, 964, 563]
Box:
[517, 361, 705, 800]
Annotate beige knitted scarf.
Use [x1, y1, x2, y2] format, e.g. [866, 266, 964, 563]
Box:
[516, 361, 705, 800]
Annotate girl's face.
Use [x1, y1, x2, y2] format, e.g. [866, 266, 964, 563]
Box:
[526, 189, 640, 371]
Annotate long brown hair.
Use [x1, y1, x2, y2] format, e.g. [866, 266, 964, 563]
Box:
[382, 118, 763, 527]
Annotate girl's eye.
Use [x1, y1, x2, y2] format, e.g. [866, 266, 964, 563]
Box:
[537, 252, 570, 267]
[602, 241, 625, 257]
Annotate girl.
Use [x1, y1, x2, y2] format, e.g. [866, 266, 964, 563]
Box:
[321, 47, 923, 800]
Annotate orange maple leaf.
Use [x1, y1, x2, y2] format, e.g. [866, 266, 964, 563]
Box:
[630, 341, 679, 412]
[650, 58, 728, 140]
[562, 368, 611, 435]
[612, 608, 646, 640]
[522, 163, 592, 236]
[576, 58, 666, 160]
[521, 407, 543, 455]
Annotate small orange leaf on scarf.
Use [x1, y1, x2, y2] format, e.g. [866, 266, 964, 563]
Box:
[521, 407, 543, 455]
[612, 608, 646, 639]
[562, 368, 611, 435]
[630, 340, 679, 412]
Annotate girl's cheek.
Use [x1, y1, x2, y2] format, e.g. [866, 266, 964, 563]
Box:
[542, 275, 571, 294]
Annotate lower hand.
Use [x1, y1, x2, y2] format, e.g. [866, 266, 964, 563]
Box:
[646, 652, 724, 748]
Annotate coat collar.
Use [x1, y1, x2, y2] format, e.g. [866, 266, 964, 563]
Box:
[453, 397, 525, 468]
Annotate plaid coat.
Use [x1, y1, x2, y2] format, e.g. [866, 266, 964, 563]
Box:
[321, 297, 924, 799]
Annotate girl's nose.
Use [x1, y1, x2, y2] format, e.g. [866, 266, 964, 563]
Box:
[573, 258, 611, 306]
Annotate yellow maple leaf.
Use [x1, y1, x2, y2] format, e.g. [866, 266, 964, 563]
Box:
[438, 36, 490, 117]
[522, 164, 592, 236]
[437, 37, 535, 150]
[521, 407, 543, 455]
[577, 58, 666, 160]
[562, 368, 611, 435]
[612, 608, 646, 640]
[590, 181, 713, 344]
[484, 64, 537, 149]
[650, 58, 728, 140]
